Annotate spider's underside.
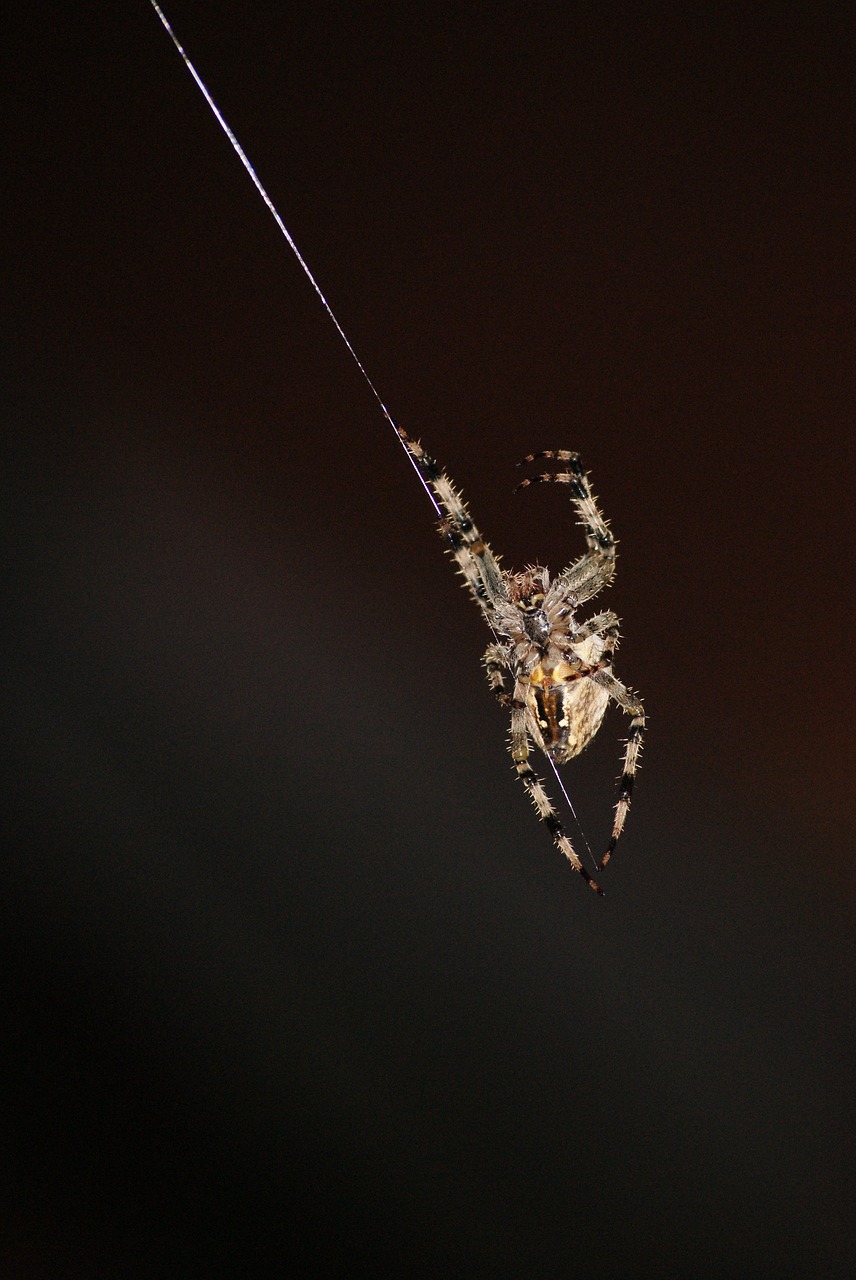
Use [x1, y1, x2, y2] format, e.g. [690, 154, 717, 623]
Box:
[398, 429, 644, 894]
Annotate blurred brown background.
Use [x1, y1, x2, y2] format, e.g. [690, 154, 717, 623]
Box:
[3, 1, 853, 1275]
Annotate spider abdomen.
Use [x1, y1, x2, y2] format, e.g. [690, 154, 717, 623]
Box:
[527, 669, 609, 762]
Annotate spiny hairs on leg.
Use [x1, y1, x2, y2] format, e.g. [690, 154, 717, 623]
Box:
[394, 424, 506, 615]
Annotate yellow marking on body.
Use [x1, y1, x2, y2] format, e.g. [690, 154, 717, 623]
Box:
[530, 659, 582, 690]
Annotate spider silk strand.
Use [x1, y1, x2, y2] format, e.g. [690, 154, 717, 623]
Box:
[146, 0, 442, 520]
[148, 0, 597, 865]
[546, 756, 599, 874]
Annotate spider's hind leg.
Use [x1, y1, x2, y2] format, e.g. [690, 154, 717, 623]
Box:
[509, 689, 604, 895]
[591, 669, 645, 869]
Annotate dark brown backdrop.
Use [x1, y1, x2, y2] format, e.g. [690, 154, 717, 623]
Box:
[3, 2, 853, 1274]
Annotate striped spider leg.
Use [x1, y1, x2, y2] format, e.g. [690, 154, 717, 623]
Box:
[397, 430, 645, 891]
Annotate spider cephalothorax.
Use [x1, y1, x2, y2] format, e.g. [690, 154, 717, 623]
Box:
[398, 431, 644, 894]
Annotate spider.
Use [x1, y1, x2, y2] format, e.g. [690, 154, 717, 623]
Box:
[145, 3, 644, 891]
[396, 428, 645, 894]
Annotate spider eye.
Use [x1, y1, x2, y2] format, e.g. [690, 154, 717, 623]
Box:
[522, 592, 545, 612]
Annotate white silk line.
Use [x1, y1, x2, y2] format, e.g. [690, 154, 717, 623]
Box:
[146, 0, 441, 518]
[547, 754, 599, 874]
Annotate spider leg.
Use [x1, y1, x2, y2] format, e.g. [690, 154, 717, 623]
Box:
[395, 426, 507, 618]
[483, 642, 512, 705]
[590, 669, 645, 869]
[569, 610, 620, 652]
[516, 451, 616, 604]
[510, 686, 604, 894]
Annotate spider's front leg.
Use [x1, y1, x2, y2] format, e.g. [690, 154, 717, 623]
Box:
[591, 669, 645, 869]
[394, 425, 507, 619]
[516, 450, 616, 605]
[509, 685, 604, 895]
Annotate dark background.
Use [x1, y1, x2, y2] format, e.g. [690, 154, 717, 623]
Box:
[3, 1, 853, 1275]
